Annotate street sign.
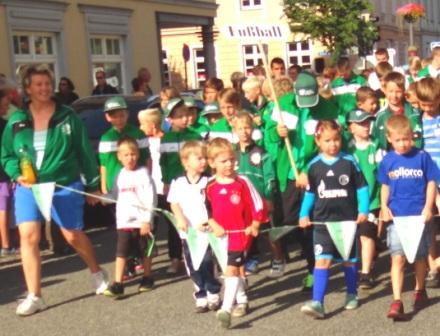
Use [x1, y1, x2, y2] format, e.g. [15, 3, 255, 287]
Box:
[182, 44, 190, 63]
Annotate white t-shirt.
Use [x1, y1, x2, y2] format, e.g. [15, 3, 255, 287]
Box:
[148, 137, 164, 195]
[113, 167, 156, 229]
[167, 175, 209, 231]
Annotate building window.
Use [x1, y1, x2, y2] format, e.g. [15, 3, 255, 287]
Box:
[242, 44, 263, 76]
[286, 40, 312, 69]
[90, 35, 125, 92]
[193, 48, 206, 89]
[241, 0, 262, 10]
[12, 32, 58, 83]
[162, 49, 171, 86]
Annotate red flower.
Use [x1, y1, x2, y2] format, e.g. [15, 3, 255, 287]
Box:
[396, 2, 425, 23]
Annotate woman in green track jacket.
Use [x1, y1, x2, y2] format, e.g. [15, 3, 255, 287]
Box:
[1, 66, 108, 316]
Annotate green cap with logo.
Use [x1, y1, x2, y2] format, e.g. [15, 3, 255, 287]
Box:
[164, 97, 185, 117]
[294, 72, 319, 108]
[103, 96, 128, 113]
[183, 96, 197, 109]
[201, 102, 221, 116]
[347, 109, 375, 123]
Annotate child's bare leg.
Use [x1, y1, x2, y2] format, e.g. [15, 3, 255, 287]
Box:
[114, 257, 127, 283]
[0, 210, 10, 249]
[427, 224, 438, 272]
[142, 256, 152, 277]
[414, 259, 427, 291]
[360, 236, 375, 274]
[270, 239, 283, 261]
[391, 255, 406, 300]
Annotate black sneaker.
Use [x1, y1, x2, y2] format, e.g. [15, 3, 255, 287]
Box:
[103, 282, 124, 299]
[359, 273, 375, 290]
[138, 276, 154, 292]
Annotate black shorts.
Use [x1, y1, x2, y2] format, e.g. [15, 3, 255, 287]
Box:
[116, 229, 152, 258]
[357, 210, 379, 239]
[313, 225, 358, 262]
[227, 251, 245, 267]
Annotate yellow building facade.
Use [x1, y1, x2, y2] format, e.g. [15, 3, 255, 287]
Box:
[161, 1, 328, 90]
[0, 0, 217, 96]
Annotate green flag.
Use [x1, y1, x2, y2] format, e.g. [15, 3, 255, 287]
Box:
[325, 221, 357, 261]
[186, 227, 209, 271]
[393, 216, 425, 264]
[207, 233, 228, 273]
[31, 182, 56, 222]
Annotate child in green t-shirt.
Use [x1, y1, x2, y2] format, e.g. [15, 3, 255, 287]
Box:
[346, 109, 385, 289]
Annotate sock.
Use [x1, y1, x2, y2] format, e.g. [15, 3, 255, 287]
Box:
[312, 268, 329, 304]
[221, 277, 239, 313]
[344, 264, 358, 296]
[235, 277, 248, 305]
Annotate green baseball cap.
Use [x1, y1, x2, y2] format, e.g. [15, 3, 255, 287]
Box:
[294, 72, 319, 108]
[201, 102, 221, 116]
[183, 96, 197, 109]
[103, 96, 127, 113]
[347, 109, 375, 123]
[164, 97, 185, 117]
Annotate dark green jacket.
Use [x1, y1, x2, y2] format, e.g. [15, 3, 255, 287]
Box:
[1, 103, 99, 191]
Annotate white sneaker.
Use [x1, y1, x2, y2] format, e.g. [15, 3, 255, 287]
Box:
[16, 293, 47, 316]
[92, 269, 109, 295]
[268, 260, 285, 278]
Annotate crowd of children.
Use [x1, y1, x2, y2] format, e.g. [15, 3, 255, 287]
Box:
[4, 46, 440, 327]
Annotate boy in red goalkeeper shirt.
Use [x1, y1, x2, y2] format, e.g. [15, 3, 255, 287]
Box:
[206, 138, 267, 329]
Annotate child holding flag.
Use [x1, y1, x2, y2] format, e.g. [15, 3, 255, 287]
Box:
[167, 140, 221, 313]
[103, 136, 156, 298]
[299, 120, 369, 319]
[378, 115, 438, 319]
[206, 138, 267, 329]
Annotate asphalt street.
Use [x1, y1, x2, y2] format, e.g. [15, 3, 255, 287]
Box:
[1, 224, 440, 336]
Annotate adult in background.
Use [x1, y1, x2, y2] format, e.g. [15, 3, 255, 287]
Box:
[1, 65, 108, 316]
[55, 77, 79, 106]
[92, 70, 118, 96]
[368, 48, 390, 90]
[270, 57, 286, 78]
[131, 77, 146, 97]
[137, 67, 153, 96]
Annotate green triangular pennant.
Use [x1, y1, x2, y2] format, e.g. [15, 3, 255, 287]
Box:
[265, 226, 295, 242]
[325, 221, 357, 261]
[31, 182, 56, 222]
[186, 227, 209, 271]
[207, 233, 228, 273]
[393, 216, 425, 264]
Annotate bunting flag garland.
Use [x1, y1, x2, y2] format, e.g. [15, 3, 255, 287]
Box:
[324, 221, 357, 261]
[393, 216, 425, 264]
[31, 182, 56, 222]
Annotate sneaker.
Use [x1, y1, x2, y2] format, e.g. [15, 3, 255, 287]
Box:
[425, 271, 439, 288]
[103, 282, 124, 299]
[344, 294, 359, 310]
[208, 301, 221, 311]
[16, 293, 47, 316]
[387, 300, 404, 320]
[92, 269, 109, 295]
[195, 297, 209, 313]
[359, 273, 375, 290]
[244, 258, 259, 275]
[302, 272, 314, 292]
[1, 247, 19, 257]
[216, 309, 231, 329]
[268, 260, 285, 278]
[300, 300, 325, 319]
[138, 276, 154, 293]
[231, 303, 249, 317]
[413, 289, 429, 312]
[207, 293, 221, 311]
[166, 259, 182, 274]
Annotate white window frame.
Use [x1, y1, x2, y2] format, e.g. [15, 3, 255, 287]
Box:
[12, 31, 59, 81]
[242, 44, 264, 76]
[192, 47, 207, 89]
[90, 34, 125, 92]
[286, 40, 313, 69]
[240, 0, 263, 10]
[161, 49, 171, 86]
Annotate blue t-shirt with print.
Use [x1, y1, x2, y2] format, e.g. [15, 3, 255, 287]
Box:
[377, 148, 439, 216]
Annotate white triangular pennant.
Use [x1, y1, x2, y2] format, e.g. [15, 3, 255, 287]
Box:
[325, 221, 357, 261]
[207, 233, 228, 273]
[31, 182, 56, 222]
[186, 227, 209, 271]
[393, 216, 425, 264]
